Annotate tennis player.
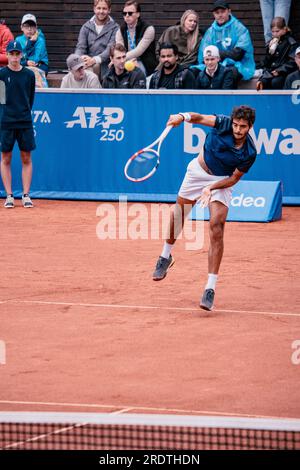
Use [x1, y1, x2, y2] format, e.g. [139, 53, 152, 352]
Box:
[152, 105, 257, 311]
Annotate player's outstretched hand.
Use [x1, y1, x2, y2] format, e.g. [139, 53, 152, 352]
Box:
[167, 114, 184, 127]
[199, 186, 212, 208]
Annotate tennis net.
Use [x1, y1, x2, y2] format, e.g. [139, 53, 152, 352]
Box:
[1, 412, 300, 450]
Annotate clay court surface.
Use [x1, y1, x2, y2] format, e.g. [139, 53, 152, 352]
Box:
[0, 200, 299, 419]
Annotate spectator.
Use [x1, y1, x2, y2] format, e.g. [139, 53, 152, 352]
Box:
[196, 45, 234, 89]
[115, 1, 157, 76]
[259, 0, 292, 44]
[102, 43, 146, 88]
[16, 14, 48, 74]
[61, 54, 101, 88]
[156, 10, 203, 68]
[257, 17, 297, 90]
[194, 1, 255, 85]
[75, 0, 118, 81]
[284, 46, 300, 89]
[149, 43, 196, 89]
[0, 18, 14, 68]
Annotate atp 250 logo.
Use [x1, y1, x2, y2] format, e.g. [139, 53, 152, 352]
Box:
[64, 106, 125, 142]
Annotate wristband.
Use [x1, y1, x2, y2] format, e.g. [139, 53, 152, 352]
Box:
[178, 112, 191, 122]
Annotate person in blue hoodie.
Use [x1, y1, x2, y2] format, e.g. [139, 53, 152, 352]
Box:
[193, 1, 255, 87]
[16, 13, 49, 75]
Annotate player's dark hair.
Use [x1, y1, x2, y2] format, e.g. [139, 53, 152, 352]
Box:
[231, 105, 256, 127]
[159, 42, 179, 56]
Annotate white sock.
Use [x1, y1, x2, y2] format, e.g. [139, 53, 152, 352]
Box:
[205, 273, 218, 291]
[161, 242, 173, 259]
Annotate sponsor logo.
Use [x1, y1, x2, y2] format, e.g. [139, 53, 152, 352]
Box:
[65, 106, 125, 141]
[231, 193, 266, 208]
[32, 110, 51, 124]
[32, 110, 51, 136]
[290, 80, 300, 105]
[183, 122, 300, 155]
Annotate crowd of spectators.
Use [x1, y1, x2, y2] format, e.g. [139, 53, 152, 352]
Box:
[0, 0, 299, 90]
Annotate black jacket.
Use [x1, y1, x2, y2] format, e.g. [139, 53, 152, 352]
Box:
[196, 64, 234, 89]
[120, 19, 157, 76]
[149, 64, 196, 89]
[261, 33, 298, 77]
[102, 66, 146, 89]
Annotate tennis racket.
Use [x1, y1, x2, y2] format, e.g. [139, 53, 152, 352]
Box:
[124, 125, 173, 182]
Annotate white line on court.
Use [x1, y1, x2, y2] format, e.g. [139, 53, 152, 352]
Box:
[2, 422, 86, 450]
[1, 298, 300, 318]
[0, 400, 298, 421]
[110, 408, 134, 415]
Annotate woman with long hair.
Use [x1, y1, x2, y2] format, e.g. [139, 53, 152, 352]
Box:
[156, 10, 203, 68]
[257, 16, 298, 89]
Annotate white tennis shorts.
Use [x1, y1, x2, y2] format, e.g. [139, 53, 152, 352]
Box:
[178, 157, 233, 208]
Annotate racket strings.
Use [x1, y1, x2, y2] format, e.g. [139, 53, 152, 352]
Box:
[126, 150, 159, 181]
[124, 125, 172, 182]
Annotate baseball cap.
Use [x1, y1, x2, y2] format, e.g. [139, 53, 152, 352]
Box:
[66, 54, 84, 71]
[21, 14, 37, 25]
[6, 40, 23, 53]
[203, 45, 220, 58]
[295, 46, 300, 56]
[212, 1, 230, 11]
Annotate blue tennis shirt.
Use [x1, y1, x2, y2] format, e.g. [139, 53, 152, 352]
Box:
[204, 115, 257, 176]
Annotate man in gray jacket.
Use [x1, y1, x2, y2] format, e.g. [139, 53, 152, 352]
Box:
[75, 0, 118, 80]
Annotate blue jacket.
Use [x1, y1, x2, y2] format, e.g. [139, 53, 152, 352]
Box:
[16, 29, 49, 72]
[195, 15, 255, 80]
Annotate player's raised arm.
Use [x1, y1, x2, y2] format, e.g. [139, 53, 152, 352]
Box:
[167, 113, 216, 128]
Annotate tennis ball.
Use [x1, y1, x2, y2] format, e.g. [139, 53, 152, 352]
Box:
[124, 60, 136, 72]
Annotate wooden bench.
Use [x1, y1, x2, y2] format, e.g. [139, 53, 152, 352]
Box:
[238, 78, 258, 90]
[47, 72, 67, 88]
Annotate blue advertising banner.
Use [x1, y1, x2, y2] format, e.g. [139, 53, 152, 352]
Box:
[191, 180, 282, 222]
[1, 90, 299, 204]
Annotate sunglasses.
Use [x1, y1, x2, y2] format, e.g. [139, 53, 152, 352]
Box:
[122, 11, 135, 16]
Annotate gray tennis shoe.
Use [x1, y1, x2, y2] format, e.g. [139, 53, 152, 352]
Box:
[153, 255, 174, 281]
[200, 289, 215, 311]
[4, 195, 14, 209]
[22, 194, 33, 208]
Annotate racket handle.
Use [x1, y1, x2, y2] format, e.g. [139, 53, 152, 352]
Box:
[159, 125, 173, 142]
[144, 125, 173, 152]
[156, 125, 173, 154]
